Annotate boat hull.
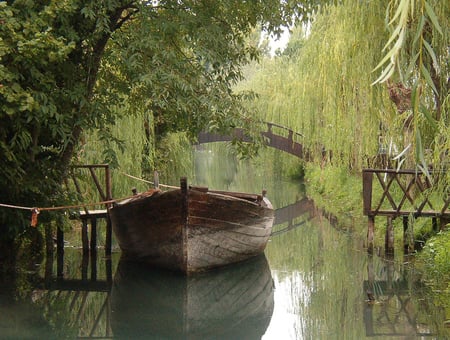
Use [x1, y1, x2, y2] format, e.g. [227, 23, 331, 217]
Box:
[110, 187, 274, 273]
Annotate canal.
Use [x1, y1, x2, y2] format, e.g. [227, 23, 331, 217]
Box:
[1, 144, 449, 339]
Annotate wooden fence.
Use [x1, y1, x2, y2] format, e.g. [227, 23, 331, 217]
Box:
[362, 168, 450, 254]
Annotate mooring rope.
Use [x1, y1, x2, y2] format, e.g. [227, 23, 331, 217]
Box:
[0, 203, 33, 211]
[0, 171, 180, 226]
[0, 172, 180, 213]
[0, 193, 150, 227]
[0, 198, 122, 213]
[120, 171, 179, 189]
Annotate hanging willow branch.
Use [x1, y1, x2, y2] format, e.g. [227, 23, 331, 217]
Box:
[372, 0, 412, 85]
[372, 0, 447, 175]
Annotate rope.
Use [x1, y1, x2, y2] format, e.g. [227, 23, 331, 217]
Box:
[0, 198, 120, 212]
[120, 171, 179, 189]
[0, 172, 180, 213]
[0, 171, 180, 226]
[0, 203, 33, 211]
[0, 195, 134, 227]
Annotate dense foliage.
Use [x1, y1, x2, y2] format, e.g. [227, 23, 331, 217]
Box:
[0, 0, 324, 236]
[239, 0, 449, 173]
[238, 0, 449, 298]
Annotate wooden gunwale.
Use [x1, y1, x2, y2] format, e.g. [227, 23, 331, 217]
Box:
[189, 186, 263, 202]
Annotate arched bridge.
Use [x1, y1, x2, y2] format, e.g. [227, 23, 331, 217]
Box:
[197, 122, 306, 159]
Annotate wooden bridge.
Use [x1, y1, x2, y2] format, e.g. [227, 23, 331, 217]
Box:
[197, 121, 306, 158]
[362, 168, 450, 254]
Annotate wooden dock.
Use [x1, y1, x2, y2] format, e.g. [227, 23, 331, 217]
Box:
[53, 164, 113, 257]
[362, 168, 450, 254]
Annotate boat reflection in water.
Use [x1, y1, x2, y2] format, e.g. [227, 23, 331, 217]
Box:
[111, 254, 274, 339]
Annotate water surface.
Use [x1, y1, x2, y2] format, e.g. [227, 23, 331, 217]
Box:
[2, 145, 449, 339]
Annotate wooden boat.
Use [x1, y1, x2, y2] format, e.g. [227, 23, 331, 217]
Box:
[110, 177, 274, 274]
[111, 254, 274, 339]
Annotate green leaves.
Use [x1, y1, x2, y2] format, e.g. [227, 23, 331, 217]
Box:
[423, 1, 442, 35]
[1, 0, 323, 233]
[371, 0, 448, 174]
[372, 0, 412, 85]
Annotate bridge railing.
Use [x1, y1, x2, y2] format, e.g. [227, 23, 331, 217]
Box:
[264, 122, 303, 143]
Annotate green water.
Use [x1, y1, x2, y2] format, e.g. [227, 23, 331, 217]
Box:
[1, 144, 449, 339]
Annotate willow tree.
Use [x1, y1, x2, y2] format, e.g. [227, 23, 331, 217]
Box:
[238, 1, 390, 170]
[0, 1, 326, 237]
[372, 0, 449, 174]
[239, 0, 448, 173]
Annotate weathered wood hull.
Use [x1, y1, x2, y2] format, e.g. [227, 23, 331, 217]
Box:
[111, 254, 274, 339]
[110, 185, 274, 273]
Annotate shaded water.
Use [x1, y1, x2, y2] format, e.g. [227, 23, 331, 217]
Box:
[1, 145, 449, 339]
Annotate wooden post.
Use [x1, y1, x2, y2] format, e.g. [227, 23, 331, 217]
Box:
[45, 224, 53, 256]
[82, 219, 89, 254]
[106, 258, 112, 283]
[91, 249, 97, 281]
[403, 215, 415, 254]
[408, 216, 414, 253]
[432, 217, 438, 232]
[362, 170, 373, 215]
[81, 251, 89, 280]
[403, 216, 409, 253]
[56, 226, 64, 253]
[180, 177, 188, 270]
[154, 170, 160, 189]
[44, 252, 53, 285]
[288, 130, 293, 142]
[57, 227, 64, 278]
[385, 217, 394, 256]
[105, 165, 112, 255]
[367, 216, 375, 254]
[105, 218, 112, 256]
[90, 218, 97, 253]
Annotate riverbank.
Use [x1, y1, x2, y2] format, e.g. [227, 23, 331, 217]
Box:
[303, 164, 450, 295]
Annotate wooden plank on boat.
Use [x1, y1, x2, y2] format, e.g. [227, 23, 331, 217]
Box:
[190, 186, 262, 202]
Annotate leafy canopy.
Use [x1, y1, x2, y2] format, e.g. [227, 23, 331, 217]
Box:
[0, 0, 323, 233]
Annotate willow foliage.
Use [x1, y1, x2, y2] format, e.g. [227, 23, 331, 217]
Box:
[240, 0, 448, 174]
[373, 0, 449, 175]
[240, 1, 390, 170]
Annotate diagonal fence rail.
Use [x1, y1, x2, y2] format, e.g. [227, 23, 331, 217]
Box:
[362, 168, 450, 254]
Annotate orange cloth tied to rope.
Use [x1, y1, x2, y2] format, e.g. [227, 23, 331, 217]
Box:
[30, 208, 40, 227]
